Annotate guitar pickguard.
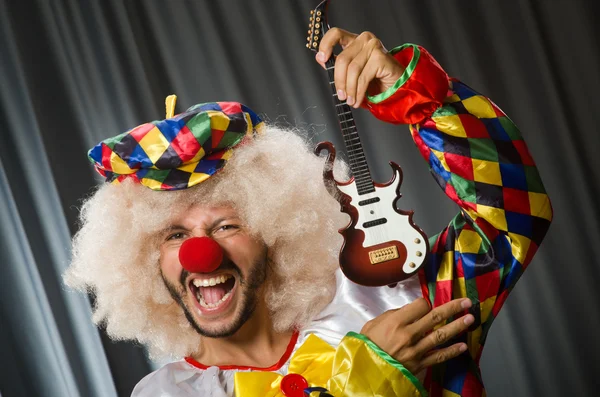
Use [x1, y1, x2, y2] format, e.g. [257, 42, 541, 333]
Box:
[337, 166, 428, 275]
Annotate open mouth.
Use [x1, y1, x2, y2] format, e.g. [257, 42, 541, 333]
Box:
[189, 274, 237, 310]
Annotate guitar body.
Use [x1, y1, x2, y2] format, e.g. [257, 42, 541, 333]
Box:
[316, 142, 429, 286]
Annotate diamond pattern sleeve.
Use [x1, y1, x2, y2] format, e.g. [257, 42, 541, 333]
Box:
[366, 45, 553, 397]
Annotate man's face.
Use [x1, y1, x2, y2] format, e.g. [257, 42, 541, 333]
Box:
[158, 205, 268, 338]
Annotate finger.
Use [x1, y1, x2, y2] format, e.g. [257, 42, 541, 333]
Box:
[414, 314, 474, 353]
[352, 40, 386, 108]
[413, 298, 472, 335]
[332, 38, 364, 101]
[317, 27, 358, 65]
[340, 45, 371, 105]
[389, 297, 431, 326]
[418, 342, 468, 369]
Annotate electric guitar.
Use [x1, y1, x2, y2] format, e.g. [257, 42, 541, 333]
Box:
[306, 0, 429, 287]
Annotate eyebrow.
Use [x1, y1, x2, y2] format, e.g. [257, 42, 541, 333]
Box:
[212, 216, 239, 226]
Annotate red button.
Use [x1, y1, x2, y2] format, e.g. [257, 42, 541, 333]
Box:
[280, 373, 308, 397]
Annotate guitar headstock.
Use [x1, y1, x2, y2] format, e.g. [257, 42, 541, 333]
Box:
[305, 0, 330, 52]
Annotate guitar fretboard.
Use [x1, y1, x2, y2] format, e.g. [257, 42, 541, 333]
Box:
[324, 57, 375, 195]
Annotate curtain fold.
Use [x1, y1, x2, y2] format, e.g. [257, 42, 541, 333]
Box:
[0, 2, 119, 396]
[1, 1, 598, 396]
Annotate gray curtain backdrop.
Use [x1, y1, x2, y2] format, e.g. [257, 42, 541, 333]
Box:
[1, 0, 598, 396]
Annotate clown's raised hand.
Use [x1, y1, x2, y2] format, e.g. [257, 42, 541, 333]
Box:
[315, 28, 405, 108]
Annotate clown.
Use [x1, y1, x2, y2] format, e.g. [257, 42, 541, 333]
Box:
[64, 28, 553, 397]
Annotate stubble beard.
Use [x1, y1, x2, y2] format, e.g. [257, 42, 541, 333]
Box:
[161, 253, 268, 338]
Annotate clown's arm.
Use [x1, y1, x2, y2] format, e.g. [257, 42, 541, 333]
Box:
[363, 44, 553, 395]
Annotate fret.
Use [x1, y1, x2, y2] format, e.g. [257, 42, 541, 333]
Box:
[354, 173, 372, 180]
[354, 177, 373, 185]
[356, 182, 375, 189]
[356, 181, 374, 187]
[342, 128, 358, 135]
[335, 103, 347, 107]
[347, 147, 364, 153]
[346, 145, 365, 152]
[350, 163, 369, 171]
[355, 175, 374, 182]
[354, 177, 372, 183]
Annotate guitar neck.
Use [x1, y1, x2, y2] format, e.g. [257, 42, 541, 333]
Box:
[324, 58, 375, 195]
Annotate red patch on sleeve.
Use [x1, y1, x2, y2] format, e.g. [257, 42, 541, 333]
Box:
[462, 368, 485, 395]
[474, 217, 499, 240]
[522, 240, 539, 269]
[474, 269, 501, 302]
[459, 114, 490, 138]
[411, 128, 432, 161]
[456, 255, 465, 278]
[445, 183, 460, 203]
[503, 187, 531, 215]
[433, 279, 453, 307]
[492, 289, 509, 317]
[444, 152, 474, 180]
[513, 140, 536, 166]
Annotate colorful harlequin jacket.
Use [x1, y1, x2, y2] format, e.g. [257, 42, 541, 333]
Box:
[132, 45, 552, 397]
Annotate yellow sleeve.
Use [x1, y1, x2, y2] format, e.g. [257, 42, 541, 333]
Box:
[326, 332, 428, 397]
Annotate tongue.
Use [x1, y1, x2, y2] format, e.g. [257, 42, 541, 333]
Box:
[199, 285, 228, 305]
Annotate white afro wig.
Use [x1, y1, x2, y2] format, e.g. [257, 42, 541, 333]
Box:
[64, 125, 348, 359]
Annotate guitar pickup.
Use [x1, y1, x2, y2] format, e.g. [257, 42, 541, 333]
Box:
[363, 218, 387, 228]
[358, 197, 380, 206]
[369, 246, 399, 265]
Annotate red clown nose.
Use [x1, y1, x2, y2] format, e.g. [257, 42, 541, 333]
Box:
[178, 237, 223, 273]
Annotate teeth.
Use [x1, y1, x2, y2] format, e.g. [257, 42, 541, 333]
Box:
[197, 291, 232, 309]
[192, 274, 232, 288]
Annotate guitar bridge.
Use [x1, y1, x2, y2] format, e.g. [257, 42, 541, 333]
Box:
[368, 246, 399, 265]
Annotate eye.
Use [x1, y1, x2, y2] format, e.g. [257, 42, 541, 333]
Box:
[166, 232, 186, 241]
[214, 224, 239, 234]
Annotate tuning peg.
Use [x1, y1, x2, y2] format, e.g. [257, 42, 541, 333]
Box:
[315, 29, 319, 34]
[306, 43, 310, 48]
[307, 36, 311, 41]
[317, 11, 321, 15]
[312, 42, 317, 48]
[316, 17, 321, 22]
[310, 10, 314, 14]
[315, 23, 320, 28]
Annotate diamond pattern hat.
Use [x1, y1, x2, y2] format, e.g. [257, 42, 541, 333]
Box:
[88, 96, 264, 191]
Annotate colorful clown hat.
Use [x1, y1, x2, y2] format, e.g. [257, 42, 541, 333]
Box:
[88, 98, 264, 191]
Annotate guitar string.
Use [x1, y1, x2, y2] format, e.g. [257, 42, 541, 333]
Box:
[326, 58, 375, 194]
